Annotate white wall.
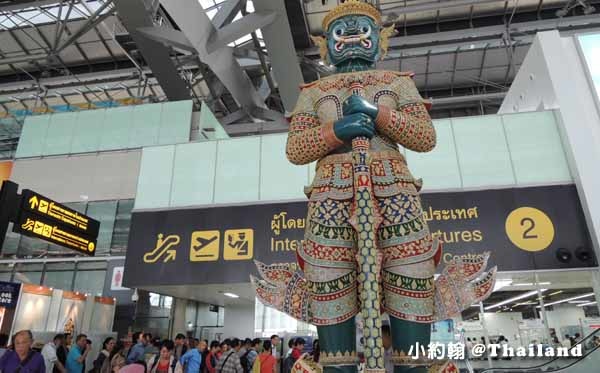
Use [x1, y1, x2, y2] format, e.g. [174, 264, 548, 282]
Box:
[483, 312, 524, 342]
[544, 304, 586, 336]
[11, 150, 141, 202]
[222, 303, 255, 339]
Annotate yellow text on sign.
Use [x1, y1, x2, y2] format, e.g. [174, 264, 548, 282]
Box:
[505, 207, 555, 252]
[224, 229, 254, 260]
[190, 230, 220, 262]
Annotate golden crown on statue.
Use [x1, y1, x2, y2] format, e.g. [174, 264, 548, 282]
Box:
[322, 0, 382, 31]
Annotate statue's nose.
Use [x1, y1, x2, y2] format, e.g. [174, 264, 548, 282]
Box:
[346, 19, 358, 33]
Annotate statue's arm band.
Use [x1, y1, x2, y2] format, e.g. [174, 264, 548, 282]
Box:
[286, 114, 342, 165]
[375, 103, 436, 152]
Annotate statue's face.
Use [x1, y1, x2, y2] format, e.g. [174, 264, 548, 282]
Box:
[327, 15, 380, 66]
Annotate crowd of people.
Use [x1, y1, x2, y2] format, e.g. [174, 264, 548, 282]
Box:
[0, 330, 319, 373]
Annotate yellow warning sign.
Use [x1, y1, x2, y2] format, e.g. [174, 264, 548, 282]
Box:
[223, 229, 253, 260]
[190, 231, 220, 262]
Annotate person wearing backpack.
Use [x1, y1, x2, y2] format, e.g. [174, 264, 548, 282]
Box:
[239, 339, 260, 373]
[147, 340, 182, 373]
[254, 341, 275, 373]
[246, 339, 260, 372]
[215, 339, 242, 373]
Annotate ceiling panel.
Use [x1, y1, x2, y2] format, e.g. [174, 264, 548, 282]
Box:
[456, 49, 485, 69]
[484, 47, 510, 68]
[480, 66, 510, 82]
[428, 53, 455, 73]
[399, 56, 428, 74]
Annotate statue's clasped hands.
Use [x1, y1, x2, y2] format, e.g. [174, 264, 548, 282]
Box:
[333, 95, 379, 141]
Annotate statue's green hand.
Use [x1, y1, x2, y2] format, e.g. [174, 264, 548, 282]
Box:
[333, 113, 375, 141]
[343, 95, 379, 119]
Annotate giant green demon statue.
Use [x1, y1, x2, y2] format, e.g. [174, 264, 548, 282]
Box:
[252, 2, 496, 373]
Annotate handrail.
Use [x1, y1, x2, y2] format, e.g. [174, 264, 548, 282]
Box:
[479, 328, 600, 373]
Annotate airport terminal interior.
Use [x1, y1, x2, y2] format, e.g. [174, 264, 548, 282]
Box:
[0, 0, 599, 373]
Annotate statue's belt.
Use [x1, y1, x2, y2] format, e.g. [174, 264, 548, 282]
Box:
[316, 149, 407, 168]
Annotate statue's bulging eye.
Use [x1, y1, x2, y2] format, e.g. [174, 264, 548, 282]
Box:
[334, 27, 344, 36]
[361, 25, 370, 34]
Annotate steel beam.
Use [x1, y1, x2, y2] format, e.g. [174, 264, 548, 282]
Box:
[0, 0, 58, 12]
[136, 27, 196, 53]
[225, 119, 289, 136]
[303, 14, 600, 57]
[253, 0, 303, 113]
[206, 11, 277, 54]
[160, 0, 266, 110]
[211, 0, 245, 29]
[113, 0, 192, 101]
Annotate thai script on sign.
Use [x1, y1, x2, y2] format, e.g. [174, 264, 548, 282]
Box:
[271, 212, 306, 236]
[423, 206, 478, 222]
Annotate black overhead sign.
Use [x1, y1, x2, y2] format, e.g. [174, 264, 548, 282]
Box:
[20, 189, 100, 238]
[0, 181, 99, 256]
[123, 184, 596, 288]
[14, 210, 97, 255]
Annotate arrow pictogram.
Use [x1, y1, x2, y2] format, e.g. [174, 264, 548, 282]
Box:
[29, 195, 39, 209]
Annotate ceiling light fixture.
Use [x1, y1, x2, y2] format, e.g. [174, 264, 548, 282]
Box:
[549, 290, 563, 296]
[485, 290, 545, 311]
[537, 293, 594, 308]
[223, 292, 239, 298]
[513, 282, 551, 286]
[577, 301, 597, 307]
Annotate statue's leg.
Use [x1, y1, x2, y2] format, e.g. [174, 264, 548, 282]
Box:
[376, 191, 436, 373]
[299, 199, 358, 373]
[318, 318, 358, 373]
[389, 317, 430, 373]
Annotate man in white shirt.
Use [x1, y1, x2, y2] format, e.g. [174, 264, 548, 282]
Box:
[42, 334, 66, 373]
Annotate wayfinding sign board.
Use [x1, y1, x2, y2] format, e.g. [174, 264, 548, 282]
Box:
[0, 181, 99, 256]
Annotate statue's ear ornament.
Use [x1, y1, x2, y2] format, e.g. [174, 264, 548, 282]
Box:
[379, 23, 396, 60]
[310, 35, 329, 64]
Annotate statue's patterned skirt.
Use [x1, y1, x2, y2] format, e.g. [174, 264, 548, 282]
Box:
[298, 151, 437, 326]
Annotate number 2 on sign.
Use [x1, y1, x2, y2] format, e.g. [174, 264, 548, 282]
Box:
[505, 207, 555, 252]
[520, 217, 538, 239]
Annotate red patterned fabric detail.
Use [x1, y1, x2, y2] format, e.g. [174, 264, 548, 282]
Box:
[287, 112, 339, 165]
[311, 310, 357, 326]
[382, 236, 436, 265]
[375, 102, 436, 153]
[301, 241, 356, 264]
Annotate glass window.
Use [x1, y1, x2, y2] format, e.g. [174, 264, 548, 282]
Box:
[1, 223, 20, 258]
[43, 262, 75, 291]
[18, 235, 49, 258]
[13, 263, 43, 285]
[111, 200, 134, 254]
[150, 293, 160, 307]
[74, 269, 105, 296]
[74, 261, 107, 296]
[86, 201, 118, 256]
[0, 263, 13, 282]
